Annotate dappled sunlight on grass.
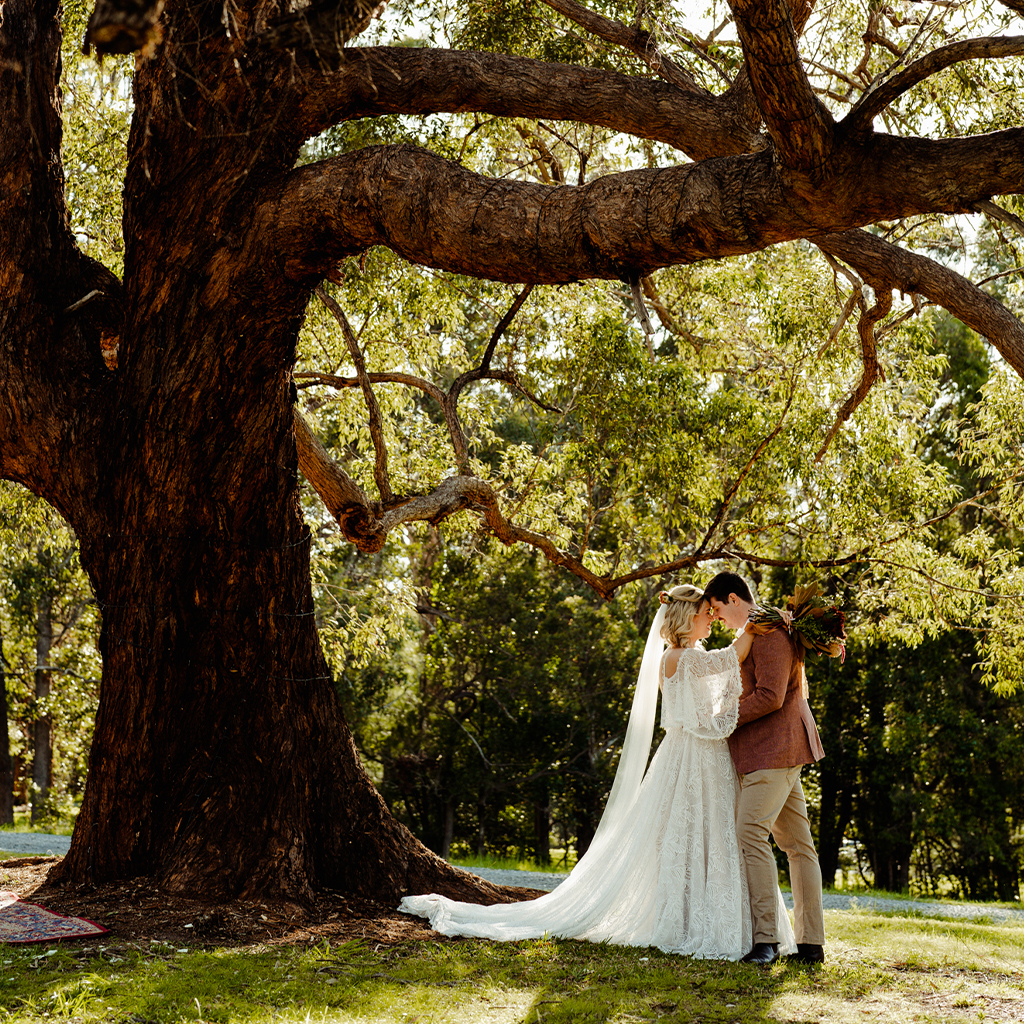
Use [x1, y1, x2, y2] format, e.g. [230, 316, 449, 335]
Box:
[823, 908, 1024, 971]
[1, 909, 1022, 1024]
[765, 911, 1024, 1024]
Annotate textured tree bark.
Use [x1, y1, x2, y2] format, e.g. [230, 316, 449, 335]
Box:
[1, 0, 504, 905]
[50, 443, 493, 901]
[40, 191, 500, 904]
[269, 134, 1024, 287]
[730, 0, 835, 176]
[294, 47, 765, 160]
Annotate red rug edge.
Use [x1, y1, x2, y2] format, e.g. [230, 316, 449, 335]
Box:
[1, 891, 109, 945]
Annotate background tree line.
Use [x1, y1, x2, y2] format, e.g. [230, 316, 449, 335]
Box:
[6, 298, 1021, 900]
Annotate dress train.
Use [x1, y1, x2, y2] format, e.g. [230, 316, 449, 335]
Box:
[399, 625, 796, 959]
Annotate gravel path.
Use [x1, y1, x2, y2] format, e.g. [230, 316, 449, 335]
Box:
[5, 833, 1021, 924]
[469, 867, 1024, 925]
[0, 832, 71, 857]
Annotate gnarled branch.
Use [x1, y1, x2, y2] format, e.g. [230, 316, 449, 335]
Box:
[813, 228, 1024, 377]
[292, 415, 617, 590]
[269, 134, 1024, 289]
[293, 409, 381, 545]
[815, 281, 892, 460]
[293, 47, 764, 161]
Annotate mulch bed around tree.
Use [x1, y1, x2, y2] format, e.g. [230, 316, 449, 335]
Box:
[0, 857, 545, 949]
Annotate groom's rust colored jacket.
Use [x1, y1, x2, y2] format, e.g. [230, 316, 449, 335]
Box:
[727, 627, 825, 775]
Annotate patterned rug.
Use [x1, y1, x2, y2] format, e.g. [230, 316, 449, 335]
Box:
[0, 891, 108, 944]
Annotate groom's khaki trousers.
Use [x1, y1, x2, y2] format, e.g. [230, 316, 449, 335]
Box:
[737, 765, 825, 945]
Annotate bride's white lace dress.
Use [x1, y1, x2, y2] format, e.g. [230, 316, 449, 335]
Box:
[398, 642, 795, 959]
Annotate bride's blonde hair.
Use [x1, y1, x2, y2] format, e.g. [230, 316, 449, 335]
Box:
[659, 584, 707, 647]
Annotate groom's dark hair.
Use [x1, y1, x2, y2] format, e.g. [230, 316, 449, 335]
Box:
[703, 571, 754, 604]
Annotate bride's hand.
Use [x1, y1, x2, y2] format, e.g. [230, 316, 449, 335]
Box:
[732, 626, 754, 663]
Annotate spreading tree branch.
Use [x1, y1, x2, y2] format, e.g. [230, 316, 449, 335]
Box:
[294, 371, 447, 405]
[538, 0, 700, 91]
[302, 286, 538, 475]
[813, 229, 1024, 377]
[314, 287, 393, 503]
[293, 368, 562, 416]
[292, 47, 761, 160]
[729, 0, 836, 176]
[974, 199, 1024, 238]
[269, 135, 1024, 288]
[845, 36, 1024, 135]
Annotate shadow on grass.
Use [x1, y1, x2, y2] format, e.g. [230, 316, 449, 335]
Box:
[6, 912, 1023, 1024]
[1, 935, 796, 1024]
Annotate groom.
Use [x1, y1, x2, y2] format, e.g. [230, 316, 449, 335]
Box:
[704, 571, 826, 966]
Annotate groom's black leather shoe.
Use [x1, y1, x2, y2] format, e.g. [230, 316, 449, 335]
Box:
[786, 944, 825, 964]
[741, 943, 779, 965]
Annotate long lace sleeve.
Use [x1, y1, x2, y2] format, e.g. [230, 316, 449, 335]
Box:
[665, 646, 742, 739]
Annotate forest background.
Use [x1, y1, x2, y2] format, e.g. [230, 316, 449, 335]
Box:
[2, 0, 1024, 907]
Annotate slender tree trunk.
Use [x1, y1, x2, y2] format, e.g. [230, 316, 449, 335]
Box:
[533, 791, 551, 865]
[30, 595, 53, 823]
[0, 630, 14, 825]
[476, 797, 488, 856]
[816, 758, 852, 890]
[441, 803, 455, 860]
[988, 761, 1021, 902]
[573, 751, 601, 858]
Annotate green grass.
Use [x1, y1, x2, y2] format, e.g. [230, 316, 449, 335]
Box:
[449, 853, 575, 875]
[0, 812, 75, 836]
[1, 909, 1022, 1024]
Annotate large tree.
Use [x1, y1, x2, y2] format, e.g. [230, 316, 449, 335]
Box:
[2, 0, 1023, 902]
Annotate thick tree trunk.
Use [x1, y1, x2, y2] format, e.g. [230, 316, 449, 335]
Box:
[0, 0, 500, 907]
[48, 369, 495, 903]
[30, 595, 54, 823]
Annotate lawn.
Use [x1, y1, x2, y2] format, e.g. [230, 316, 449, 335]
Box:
[1, 906, 1022, 1024]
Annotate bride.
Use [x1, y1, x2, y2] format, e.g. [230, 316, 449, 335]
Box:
[398, 584, 796, 959]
